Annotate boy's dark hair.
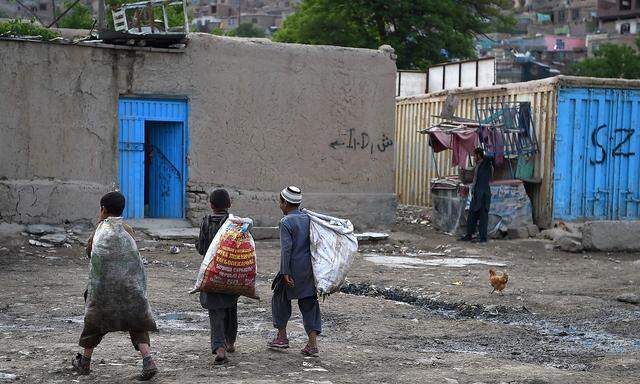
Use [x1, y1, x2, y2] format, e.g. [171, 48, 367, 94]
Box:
[474, 147, 485, 159]
[210, 189, 231, 210]
[279, 194, 300, 208]
[100, 191, 126, 216]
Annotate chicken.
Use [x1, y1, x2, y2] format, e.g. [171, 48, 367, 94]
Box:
[489, 269, 508, 295]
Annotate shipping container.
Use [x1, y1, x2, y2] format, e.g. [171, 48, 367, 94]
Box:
[395, 76, 640, 227]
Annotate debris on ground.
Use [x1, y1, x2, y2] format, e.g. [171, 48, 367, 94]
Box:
[28, 239, 54, 248]
[39, 233, 68, 245]
[617, 294, 640, 305]
[25, 224, 65, 236]
[355, 232, 390, 242]
[170, 245, 181, 254]
[556, 236, 584, 253]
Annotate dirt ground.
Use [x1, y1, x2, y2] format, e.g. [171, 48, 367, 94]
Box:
[1, 208, 639, 383]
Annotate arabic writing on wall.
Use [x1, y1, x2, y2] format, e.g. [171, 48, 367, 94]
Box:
[330, 128, 393, 154]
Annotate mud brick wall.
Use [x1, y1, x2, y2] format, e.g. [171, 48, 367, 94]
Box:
[0, 34, 397, 229]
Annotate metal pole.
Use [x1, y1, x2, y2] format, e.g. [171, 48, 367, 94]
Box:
[182, 0, 189, 33]
[47, 0, 81, 28]
[50, 0, 57, 27]
[162, 4, 169, 31]
[98, 0, 105, 31]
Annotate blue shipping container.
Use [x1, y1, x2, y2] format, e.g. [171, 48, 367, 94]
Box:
[554, 88, 640, 221]
[118, 98, 189, 219]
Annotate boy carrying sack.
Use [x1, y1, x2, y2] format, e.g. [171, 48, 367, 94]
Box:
[72, 192, 158, 380]
[192, 189, 258, 365]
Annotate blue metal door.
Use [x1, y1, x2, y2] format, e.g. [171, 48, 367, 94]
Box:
[554, 88, 640, 221]
[118, 115, 145, 218]
[147, 121, 184, 218]
[118, 98, 189, 219]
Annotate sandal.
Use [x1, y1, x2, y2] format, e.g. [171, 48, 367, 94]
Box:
[71, 353, 91, 375]
[213, 355, 229, 365]
[300, 345, 319, 357]
[268, 337, 290, 349]
[225, 344, 236, 353]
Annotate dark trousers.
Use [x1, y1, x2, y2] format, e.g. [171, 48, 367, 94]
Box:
[79, 326, 150, 351]
[467, 208, 489, 241]
[272, 282, 322, 335]
[208, 305, 238, 353]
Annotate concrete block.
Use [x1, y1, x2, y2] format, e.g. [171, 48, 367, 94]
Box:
[507, 227, 529, 239]
[145, 228, 199, 240]
[251, 227, 279, 240]
[582, 220, 640, 252]
[527, 224, 540, 238]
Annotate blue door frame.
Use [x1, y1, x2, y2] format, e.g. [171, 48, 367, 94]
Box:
[118, 98, 189, 219]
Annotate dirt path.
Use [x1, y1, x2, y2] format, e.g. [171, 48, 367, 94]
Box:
[0, 218, 639, 383]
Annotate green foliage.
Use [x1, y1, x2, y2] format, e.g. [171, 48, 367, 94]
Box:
[273, 0, 514, 69]
[56, 1, 95, 29]
[0, 19, 60, 40]
[210, 28, 225, 36]
[569, 39, 640, 79]
[227, 22, 265, 37]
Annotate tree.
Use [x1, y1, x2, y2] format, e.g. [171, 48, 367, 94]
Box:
[569, 39, 640, 79]
[57, 1, 94, 29]
[273, 0, 514, 69]
[227, 22, 266, 38]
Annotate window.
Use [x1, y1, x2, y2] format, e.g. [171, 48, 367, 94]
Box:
[621, 22, 631, 34]
[555, 39, 565, 50]
[572, 8, 580, 20]
[211, 5, 216, 13]
[558, 10, 566, 23]
[620, 0, 631, 10]
[252, 17, 258, 24]
[39, 2, 47, 11]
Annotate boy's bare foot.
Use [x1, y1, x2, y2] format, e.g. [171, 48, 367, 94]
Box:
[213, 347, 228, 365]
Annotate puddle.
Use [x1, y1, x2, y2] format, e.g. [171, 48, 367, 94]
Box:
[156, 312, 209, 331]
[363, 254, 506, 269]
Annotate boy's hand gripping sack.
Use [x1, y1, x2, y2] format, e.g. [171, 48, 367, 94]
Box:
[85, 217, 157, 333]
[191, 215, 259, 299]
[302, 209, 358, 297]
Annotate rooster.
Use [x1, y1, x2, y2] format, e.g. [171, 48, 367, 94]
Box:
[489, 269, 508, 295]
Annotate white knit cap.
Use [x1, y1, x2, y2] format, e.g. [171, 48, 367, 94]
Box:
[280, 186, 302, 204]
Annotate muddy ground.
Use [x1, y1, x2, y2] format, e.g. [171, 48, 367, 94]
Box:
[0, 208, 639, 383]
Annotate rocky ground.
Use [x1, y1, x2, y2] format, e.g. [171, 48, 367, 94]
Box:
[0, 207, 639, 383]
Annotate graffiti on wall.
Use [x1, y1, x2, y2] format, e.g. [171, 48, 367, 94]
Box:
[330, 128, 393, 154]
[590, 124, 636, 164]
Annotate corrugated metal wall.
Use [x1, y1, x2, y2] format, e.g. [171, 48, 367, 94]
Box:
[395, 81, 558, 227]
[554, 88, 640, 221]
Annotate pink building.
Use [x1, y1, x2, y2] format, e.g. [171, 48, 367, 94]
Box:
[543, 35, 586, 51]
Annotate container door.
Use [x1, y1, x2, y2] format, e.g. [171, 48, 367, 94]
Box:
[554, 88, 640, 221]
[118, 116, 145, 219]
[610, 90, 640, 219]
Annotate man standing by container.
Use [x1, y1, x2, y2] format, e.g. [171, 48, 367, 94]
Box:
[461, 148, 493, 243]
[268, 186, 322, 357]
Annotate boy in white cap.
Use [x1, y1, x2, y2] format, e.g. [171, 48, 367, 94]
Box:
[268, 186, 322, 356]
